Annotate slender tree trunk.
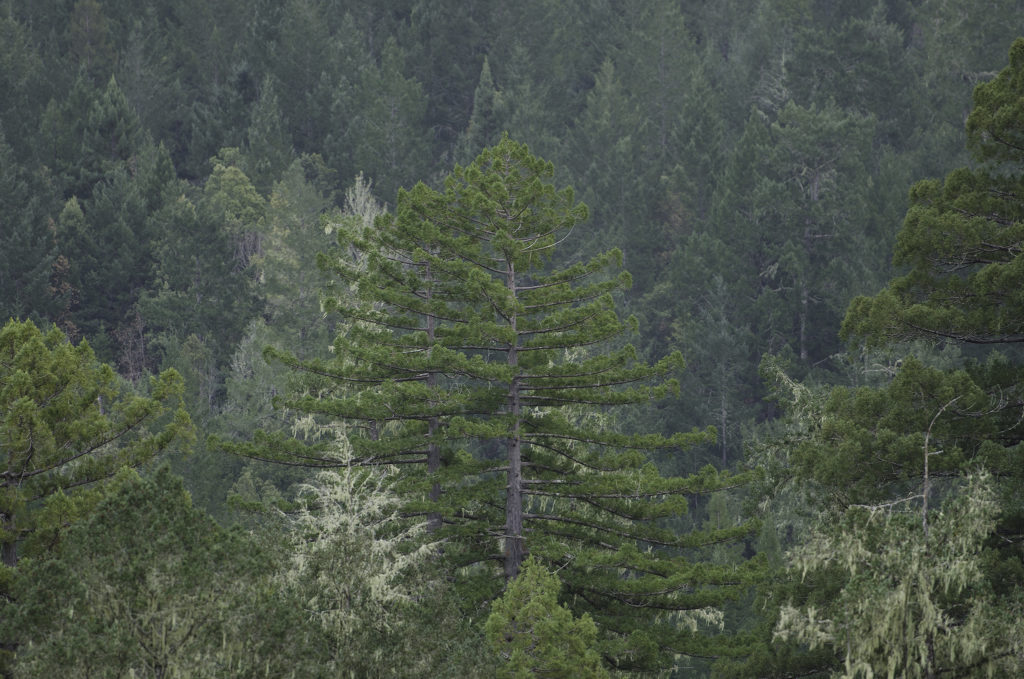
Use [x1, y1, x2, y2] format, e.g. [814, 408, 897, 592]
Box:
[1, 512, 16, 568]
[504, 259, 524, 581]
[425, 263, 442, 532]
[1, 508, 18, 674]
[0, 542, 13, 568]
[925, 631, 936, 679]
[799, 283, 809, 362]
[720, 389, 728, 467]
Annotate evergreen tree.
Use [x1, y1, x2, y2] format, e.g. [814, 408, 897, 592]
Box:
[0, 319, 191, 671]
[400, 0, 494, 150]
[347, 38, 431, 200]
[221, 138, 757, 671]
[672, 274, 757, 467]
[482, 43, 565, 163]
[279, 465, 494, 677]
[775, 473, 1019, 678]
[139, 187, 260, 387]
[77, 75, 146, 199]
[177, 62, 255, 182]
[243, 75, 294, 195]
[738, 351, 1024, 677]
[482, 0, 614, 145]
[57, 141, 167, 360]
[0, 14, 47, 163]
[787, 4, 915, 149]
[486, 556, 609, 678]
[455, 56, 505, 164]
[846, 36, 1024, 349]
[37, 72, 102, 200]
[711, 101, 879, 366]
[65, 0, 117, 82]
[911, 0, 1024, 162]
[269, 0, 336, 154]
[567, 58, 649, 266]
[3, 467, 300, 679]
[258, 155, 339, 345]
[0, 319, 191, 570]
[199, 148, 267, 278]
[615, 0, 725, 262]
[0, 127, 62, 325]
[115, 18, 189, 164]
[729, 38, 1024, 678]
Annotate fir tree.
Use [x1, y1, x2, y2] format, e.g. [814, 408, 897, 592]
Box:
[455, 56, 504, 164]
[486, 555, 609, 678]
[0, 127, 61, 325]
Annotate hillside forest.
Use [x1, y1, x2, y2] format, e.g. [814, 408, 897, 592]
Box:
[2, 0, 1024, 676]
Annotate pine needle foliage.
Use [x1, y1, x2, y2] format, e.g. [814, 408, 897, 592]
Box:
[222, 137, 758, 670]
[0, 318, 192, 569]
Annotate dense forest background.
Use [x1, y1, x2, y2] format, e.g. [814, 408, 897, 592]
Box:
[2, 0, 1024, 676]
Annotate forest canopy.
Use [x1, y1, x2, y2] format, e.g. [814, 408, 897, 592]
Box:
[1, 1, 1023, 676]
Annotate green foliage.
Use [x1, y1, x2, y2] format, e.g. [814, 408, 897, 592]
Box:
[231, 137, 758, 672]
[243, 75, 294, 194]
[187, 169, 363, 517]
[79, 75, 146, 194]
[267, 0, 335, 155]
[140, 157, 263, 386]
[345, 38, 430, 201]
[0, 319, 192, 569]
[55, 139, 177, 361]
[38, 73, 99, 198]
[0, 127, 62, 325]
[713, 100, 879, 365]
[844, 38, 1024, 348]
[3, 4, 1022, 676]
[4, 466, 303, 678]
[455, 56, 505, 163]
[486, 556, 609, 678]
[5, 459, 492, 678]
[0, 320, 192, 673]
[66, 0, 117, 79]
[911, 0, 1024, 164]
[258, 155, 338, 341]
[0, 14, 47, 162]
[739, 38, 1024, 678]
